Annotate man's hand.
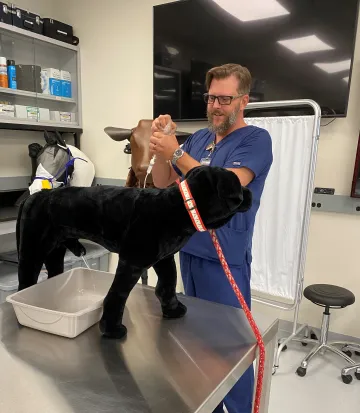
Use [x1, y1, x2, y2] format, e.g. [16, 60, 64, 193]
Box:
[151, 114, 177, 135]
[150, 131, 180, 161]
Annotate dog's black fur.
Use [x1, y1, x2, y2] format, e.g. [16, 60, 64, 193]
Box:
[17, 166, 252, 339]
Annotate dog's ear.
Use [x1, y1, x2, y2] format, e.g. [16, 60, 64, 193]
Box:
[237, 187, 252, 212]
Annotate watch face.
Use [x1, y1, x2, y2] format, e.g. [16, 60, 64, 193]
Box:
[175, 148, 183, 156]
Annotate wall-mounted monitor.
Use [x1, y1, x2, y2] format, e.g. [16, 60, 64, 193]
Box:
[153, 0, 360, 121]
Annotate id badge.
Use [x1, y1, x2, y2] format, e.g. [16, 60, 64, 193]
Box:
[200, 157, 211, 166]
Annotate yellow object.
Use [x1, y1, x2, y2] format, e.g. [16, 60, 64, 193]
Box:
[41, 180, 51, 189]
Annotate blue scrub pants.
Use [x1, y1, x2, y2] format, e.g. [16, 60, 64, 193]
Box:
[179, 251, 254, 413]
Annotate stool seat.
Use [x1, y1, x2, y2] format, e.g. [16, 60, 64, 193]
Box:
[304, 284, 355, 308]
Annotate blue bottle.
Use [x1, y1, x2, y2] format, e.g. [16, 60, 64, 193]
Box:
[7, 60, 17, 89]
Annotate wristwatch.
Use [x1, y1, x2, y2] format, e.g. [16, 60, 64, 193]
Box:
[171, 147, 184, 165]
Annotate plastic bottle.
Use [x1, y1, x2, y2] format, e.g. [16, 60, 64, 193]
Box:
[0, 57, 8, 88]
[7, 60, 16, 89]
[143, 119, 173, 188]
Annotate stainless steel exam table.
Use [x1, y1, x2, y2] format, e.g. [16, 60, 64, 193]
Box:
[0, 283, 278, 413]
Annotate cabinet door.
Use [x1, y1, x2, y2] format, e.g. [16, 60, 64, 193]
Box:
[0, 31, 38, 121]
[0, 28, 80, 128]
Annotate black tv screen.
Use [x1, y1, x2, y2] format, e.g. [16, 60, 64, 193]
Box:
[153, 0, 359, 120]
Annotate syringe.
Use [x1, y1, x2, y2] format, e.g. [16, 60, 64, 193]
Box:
[144, 120, 172, 188]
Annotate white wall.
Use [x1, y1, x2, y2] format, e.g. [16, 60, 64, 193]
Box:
[3, 1, 359, 337]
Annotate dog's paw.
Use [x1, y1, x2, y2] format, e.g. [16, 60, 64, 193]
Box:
[99, 319, 127, 339]
[162, 301, 187, 319]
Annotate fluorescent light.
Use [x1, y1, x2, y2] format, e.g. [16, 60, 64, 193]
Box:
[314, 59, 351, 73]
[277, 35, 334, 54]
[212, 0, 290, 22]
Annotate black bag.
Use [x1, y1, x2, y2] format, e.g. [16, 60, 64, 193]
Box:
[11, 6, 43, 34]
[43, 18, 79, 45]
[0, 2, 12, 25]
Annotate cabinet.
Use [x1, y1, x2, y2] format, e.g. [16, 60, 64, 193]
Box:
[0, 20, 83, 245]
[0, 21, 82, 134]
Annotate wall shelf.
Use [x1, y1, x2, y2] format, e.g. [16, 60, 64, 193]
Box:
[0, 87, 76, 103]
[0, 22, 79, 51]
[0, 117, 82, 133]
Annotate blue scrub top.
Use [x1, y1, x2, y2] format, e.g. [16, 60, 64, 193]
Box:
[173, 125, 273, 268]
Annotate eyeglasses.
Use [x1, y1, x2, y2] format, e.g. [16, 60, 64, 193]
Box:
[203, 93, 244, 105]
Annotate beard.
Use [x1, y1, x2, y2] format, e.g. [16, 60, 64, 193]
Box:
[207, 103, 241, 135]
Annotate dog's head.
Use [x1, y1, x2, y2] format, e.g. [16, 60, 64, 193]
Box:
[184, 166, 252, 229]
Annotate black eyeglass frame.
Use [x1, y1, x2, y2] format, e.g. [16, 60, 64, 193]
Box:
[203, 93, 246, 105]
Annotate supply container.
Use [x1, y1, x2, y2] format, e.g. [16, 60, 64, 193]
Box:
[0, 57, 8, 88]
[0, 240, 110, 273]
[0, 261, 47, 304]
[6, 268, 115, 338]
[7, 59, 16, 89]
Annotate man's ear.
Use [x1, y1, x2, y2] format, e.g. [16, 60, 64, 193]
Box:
[237, 187, 252, 212]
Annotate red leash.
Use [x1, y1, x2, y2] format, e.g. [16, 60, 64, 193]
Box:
[178, 179, 265, 413]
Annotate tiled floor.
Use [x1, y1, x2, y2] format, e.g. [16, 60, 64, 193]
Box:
[268, 340, 360, 413]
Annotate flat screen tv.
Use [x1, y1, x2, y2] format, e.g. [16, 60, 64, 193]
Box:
[153, 0, 359, 120]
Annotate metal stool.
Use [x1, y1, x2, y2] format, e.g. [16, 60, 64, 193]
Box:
[295, 284, 359, 379]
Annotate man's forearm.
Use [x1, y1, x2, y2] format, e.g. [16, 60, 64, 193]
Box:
[152, 156, 172, 188]
[152, 152, 200, 188]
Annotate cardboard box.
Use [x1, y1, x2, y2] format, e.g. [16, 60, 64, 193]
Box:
[15, 105, 39, 120]
[38, 107, 50, 122]
[60, 70, 72, 98]
[41, 68, 61, 96]
[60, 70, 71, 81]
[0, 104, 15, 118]
[50, 110, 60, 122]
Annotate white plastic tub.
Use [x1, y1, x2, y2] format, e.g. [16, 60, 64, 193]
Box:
[6, 268, 115, 338]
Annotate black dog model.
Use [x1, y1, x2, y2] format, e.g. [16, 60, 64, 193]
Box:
[16, 166, 252, 339]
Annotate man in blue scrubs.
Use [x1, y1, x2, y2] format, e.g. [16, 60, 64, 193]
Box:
[150, 63, 273, 413]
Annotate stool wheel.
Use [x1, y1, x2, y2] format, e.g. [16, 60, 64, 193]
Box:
[341, 374, 353, 384]
[342, 350, 352, 358]
[302, 332, 317, 346]
[296, 367, 307, 377]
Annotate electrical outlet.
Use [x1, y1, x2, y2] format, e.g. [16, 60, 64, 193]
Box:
[314, 187, 335, 195]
